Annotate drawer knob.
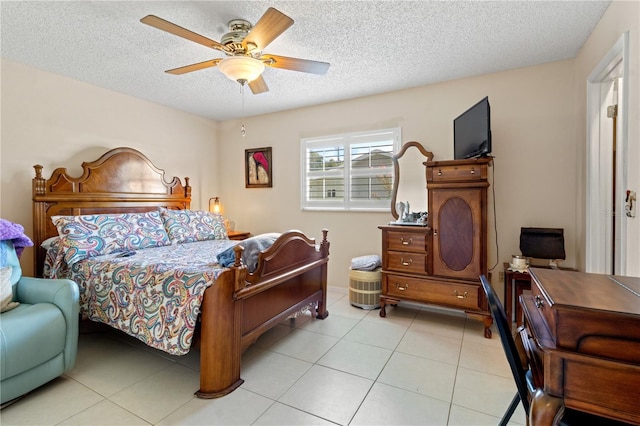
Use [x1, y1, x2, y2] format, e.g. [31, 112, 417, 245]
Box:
[470, 168, 475, 174]
[535, 295, 544, 309]
[400, 237, 413, 245]
[395, 283, 409, 291]
[454, 290, 468, 299]
[437, 169, 442, 176]
[401, 258, 413, 266]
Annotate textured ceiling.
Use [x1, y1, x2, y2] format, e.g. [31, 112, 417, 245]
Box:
[1, 1, 611, 121]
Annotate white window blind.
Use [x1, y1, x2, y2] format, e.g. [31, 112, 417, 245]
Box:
[301, 128, 401, 211]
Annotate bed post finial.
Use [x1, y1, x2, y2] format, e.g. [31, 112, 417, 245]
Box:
[33, 164, 46, 196]
[233, 245, 244, 267]
[184, 177, 191, 198]
[320, 229, 330, 257]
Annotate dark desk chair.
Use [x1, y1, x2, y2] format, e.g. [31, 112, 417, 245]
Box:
[480, 275, 632, 426]
[480, 275, 531, 425]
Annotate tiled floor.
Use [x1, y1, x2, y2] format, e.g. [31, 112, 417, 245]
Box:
[0, 287, 526, 425]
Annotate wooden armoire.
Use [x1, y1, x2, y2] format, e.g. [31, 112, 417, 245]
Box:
[379, 157, 493, 338]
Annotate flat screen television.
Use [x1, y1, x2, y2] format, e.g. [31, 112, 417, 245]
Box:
[454, 96, 492, 159]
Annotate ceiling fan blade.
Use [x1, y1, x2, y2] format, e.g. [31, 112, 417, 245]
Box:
[261, 54, 330, 75]
[242, 8, 293, 52]
[248, 75, 269, 94]
[166, 59, 222, 75]
[141, 15, 227, 52]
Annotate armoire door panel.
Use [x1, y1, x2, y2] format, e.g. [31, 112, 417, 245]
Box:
[432, 189, 482, 279]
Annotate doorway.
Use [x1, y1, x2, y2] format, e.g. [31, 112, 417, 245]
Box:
[586, 32, 629, 275]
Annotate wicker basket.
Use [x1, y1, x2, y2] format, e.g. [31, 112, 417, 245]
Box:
[349, 268, 382, 309]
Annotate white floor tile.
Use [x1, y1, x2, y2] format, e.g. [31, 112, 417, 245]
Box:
[268, 328, 338, 363]
[253, 402, 335, 425]
[58, 399, 150, 425]
[396, 329, 462, 365]
[361, 303, 420, 328]
[350, 382, 450, 425]
[409, 309, 466, 340]
[279, 365, 373, 425]
[67, 335, 174, 397]
[343, 319, 407, 350]
[109, 364, 200, 424]
[300, 312, 359, 338]
[447, 404, 502, 425]
[317, 339, 393, 380]
[462, 320, 501, 347]
[156, 387, 273, 425]
[325, 298, 370, 320]
[378, 352, 457, 402]
[458, 339, 512, 378]
[327, 286, 348, 307]
[0, 376, 103, 425]
[241, 348, 312, 399]
[452, 367, 526, 424]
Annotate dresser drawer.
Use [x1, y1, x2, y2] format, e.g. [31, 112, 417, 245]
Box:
[430, 163, 485, 182]
[387, 251, 430, 275]
[530, 280, 557, 342]
[386, 231, 429, 253]
[384, 275, 480, 310]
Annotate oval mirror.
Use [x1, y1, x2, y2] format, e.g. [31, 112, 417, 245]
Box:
[390, 141, 434, 222]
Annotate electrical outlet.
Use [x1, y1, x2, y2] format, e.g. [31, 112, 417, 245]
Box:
[499, 271, 504, 282]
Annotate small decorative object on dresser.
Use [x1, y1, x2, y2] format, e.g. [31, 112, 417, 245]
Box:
[379, 147, 493, 338]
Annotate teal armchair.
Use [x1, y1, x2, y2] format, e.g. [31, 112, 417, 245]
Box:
[0, 240, 79, 405]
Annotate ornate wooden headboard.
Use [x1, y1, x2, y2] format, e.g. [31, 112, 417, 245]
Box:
[32, 147, 191, 277]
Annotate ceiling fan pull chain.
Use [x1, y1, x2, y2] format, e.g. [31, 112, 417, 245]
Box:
[240, 82, 246, 137]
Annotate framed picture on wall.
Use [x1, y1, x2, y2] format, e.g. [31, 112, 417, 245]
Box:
[245, 147, 272, 188]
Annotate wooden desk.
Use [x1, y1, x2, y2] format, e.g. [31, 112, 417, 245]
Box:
[504, 263, 574, 326]
[520, 268, 640, 425]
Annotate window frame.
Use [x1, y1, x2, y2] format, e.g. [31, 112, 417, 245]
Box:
[300, 127, 401, 212]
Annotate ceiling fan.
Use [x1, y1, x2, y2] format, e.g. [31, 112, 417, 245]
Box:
[141, 7, 330, 94]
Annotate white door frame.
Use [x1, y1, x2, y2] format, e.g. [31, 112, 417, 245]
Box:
[586, 32, 629, 274]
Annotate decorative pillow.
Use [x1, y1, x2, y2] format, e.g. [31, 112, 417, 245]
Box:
[41, 236, 60, 251]
[217, 233, 280, 273]
[41, 237, 69, 279]
[52, 211, 170, 266]
[351, 254, 382, 271]
[159, 207, 228, 244]
[1, 266, 19, 313]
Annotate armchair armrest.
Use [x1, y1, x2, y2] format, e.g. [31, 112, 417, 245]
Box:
[15, 277, 80, 370]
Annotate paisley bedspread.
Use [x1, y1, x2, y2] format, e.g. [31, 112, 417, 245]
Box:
[68, 239, 238, 355]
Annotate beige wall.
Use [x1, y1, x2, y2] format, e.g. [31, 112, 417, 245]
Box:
[0, 59, 219, 276]
[2, 0, 637, 297]
[573, 0, 640, 276]
[0, 57, 580, 296]
[218, 60, 578, 292]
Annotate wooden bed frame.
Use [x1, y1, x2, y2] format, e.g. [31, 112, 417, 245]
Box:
[32, 147, 329, 398]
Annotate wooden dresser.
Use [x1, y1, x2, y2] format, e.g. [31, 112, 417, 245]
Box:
[521, 268, 640, 425]
[379, 157, 493, 337]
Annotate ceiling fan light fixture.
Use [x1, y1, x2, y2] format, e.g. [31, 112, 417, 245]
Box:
[218, 56, 265, 83]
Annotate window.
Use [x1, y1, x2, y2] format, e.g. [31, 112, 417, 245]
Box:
[301, 128, 401, 211]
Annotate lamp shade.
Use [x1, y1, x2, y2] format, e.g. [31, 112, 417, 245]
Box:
[209, 197, 222, 214]
[218, 56, 265, 83]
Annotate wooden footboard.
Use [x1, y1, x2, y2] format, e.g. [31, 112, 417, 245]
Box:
[196, 229, 329, 398]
